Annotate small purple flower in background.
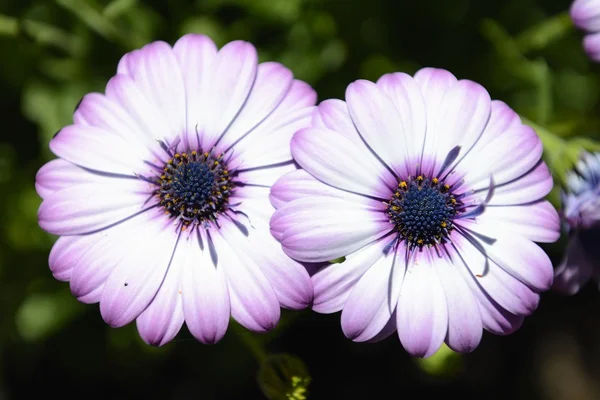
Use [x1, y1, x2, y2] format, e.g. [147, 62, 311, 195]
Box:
[35, 34, 316, 345]
[571, 0, 600, 61]
[554, 152, 600, 294]
[270, 68, 560, 357]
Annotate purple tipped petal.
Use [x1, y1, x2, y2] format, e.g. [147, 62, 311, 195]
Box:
[217, 62, 294, 152]
[397, 250, 448, 358]
[234, 106, 314, 169]
[341, 243, 403, 342]
[584, 32, 600, 62]
[48, 234, 99, 282]
[571, 0, 600, 31]
[462, 125, 543, 190]
[36, 159, 115, 200]
[181, 230, 230, 344]
[137, 241, 185, 346]
[478, 201, 560, 243]
[291, 127, 394, 198]
[69, 217, 149, 303]
[453, 235, 540, 316]
[312, 239, 389, 313]
[118, 41, 186, 144]
[459, 220, 554, 291]
[269, 169, 383, 209]
[49, 125, 149, 176]
[173, 34, 218, 150]
[346, 79, 414, 177]
[215, 219, 280, 332]
[100, 218, 178, 327]
[272, 197, 391, 263]
[38, 179, 154, 236]
[553, 233, 594, 295]
[486, 162, 553, 206]
[376, 72, 427, 168]
[201, 41, 258, 151]
[436, 253, 483, 354]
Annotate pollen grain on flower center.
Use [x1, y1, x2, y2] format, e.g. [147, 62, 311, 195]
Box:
[155, 151, 233, 226]
[386, 175, 459, 249]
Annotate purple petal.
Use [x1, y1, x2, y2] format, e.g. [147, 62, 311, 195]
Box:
[345, 79, 413, 177]
[397, 250, 448, 358]
[553, 233, 594, 295]
[311, 99, 397, 188]
[73, 92, 159, 155]
[48, 234, 98, 282]
[36, 159, 114, 200]
[376, 72, 427, 168]
[290, 127, 394, 198]
[105, 74, 172, 149]
[486, 162, 553, 206]
[436, 252, 483, 354]
[49, 125, 149, 176]
[478, 201, 560, 243]
[584, 32, 600, 62]
[269, 169, 384, 209]
[341, 243, 402, 342]
[118, 41, 186, 144]
[69, 216, 149, 303]
[462, 125, 542, 190]
[201, 41, 258, 151]
[459, 219, 554, 291]
[413, 68, 458, 167]
[272, 197, 391, 263]
[452, 235, 540, 316]
[100, 217, 179, 327]
[136, 236, 186, 346]
[180, 230, 230, 344]
[233, 106, 314, 169]
[430, 79, 492, 176]
[571, 0, 600, 31]
[38, 179, 154, 236]
[173, 34, 218, 150]
[312, 238, 389, 313]
[217, 62, 294, 152]
[214, 219, 280, 332]
[452, 243, 525, 335]
[246, 223, 313, 310]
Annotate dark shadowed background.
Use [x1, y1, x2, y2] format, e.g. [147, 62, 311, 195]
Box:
[1, 0, 600, 399]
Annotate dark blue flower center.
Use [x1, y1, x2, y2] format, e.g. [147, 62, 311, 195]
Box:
[155, 151, 233, 226]
[387, 176, 457, 249]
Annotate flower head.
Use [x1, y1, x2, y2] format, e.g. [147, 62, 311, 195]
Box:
[554, 151, 600, 294]
[36, 34, 316, 345]
[571, 0, 600, 61]
[270, 68, 560, 357]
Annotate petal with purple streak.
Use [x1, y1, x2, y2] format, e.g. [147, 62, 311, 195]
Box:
[272, 197, 392, 263]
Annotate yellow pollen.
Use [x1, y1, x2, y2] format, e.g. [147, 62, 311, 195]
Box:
[440, 221, 447, 228]
[450, 198, 456, 204]
[432, 177, 439, 184]
[214, 161, 219, 166]
[417, 175, 424, 182]
[417, 239, 424, 245]
[191, 151, 197, 156]
[443, 184, 450, 190]
[399, 181, 408, 189]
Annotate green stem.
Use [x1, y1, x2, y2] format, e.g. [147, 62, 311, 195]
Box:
[516, 11, 574, 54]
[232, 323, 268, 363]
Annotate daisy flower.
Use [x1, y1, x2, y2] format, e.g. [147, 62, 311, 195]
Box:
[35, 34, 316, 345]
[571, 0, 600, 61]
[270, 68, 560, 357]
[554, 151, 600, 294]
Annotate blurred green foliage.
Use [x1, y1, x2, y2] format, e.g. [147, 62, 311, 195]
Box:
[1, 0, 600, 399]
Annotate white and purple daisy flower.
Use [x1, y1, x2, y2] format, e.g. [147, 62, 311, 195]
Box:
[571, 0, 600, 61]
[35, 34, 316, 345]
[554, 152, 600, 294]
[270, 68, 560, 357]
